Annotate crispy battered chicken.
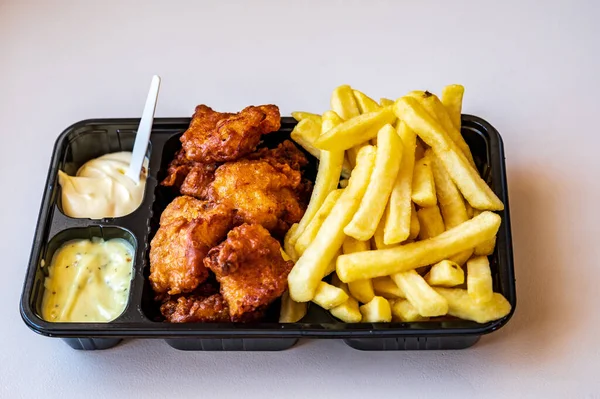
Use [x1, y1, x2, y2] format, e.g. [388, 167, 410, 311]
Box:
[160, 294, 230, 323]
[149, 196, 233, 295]
[207, 158, 307, 236]
[181, 104, 281, 163]
[204, 224, 294, 321]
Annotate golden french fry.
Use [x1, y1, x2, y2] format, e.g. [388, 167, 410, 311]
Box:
[424, 260, 464, 287]
[342, 235, 375, 304]
[417, 205, 445, 240]
[342, 236, 370, 253]
[390, 299, 428, 322]
[331, 85, 360, 120]
[411, 156, 437, 207]
[345, 124, 404, 241]
[467, 256, 493, 304]
[394, 97, 504, 211]
[330, 297, 362, 323]
[279, 291, 308, 323]
[295, 189, 344, 256]
[384, 120, 417, 244]
[312, 281, 350, 309]
[321, 110, 344, 133]
[336, 211, 501, 282]
[280, 248, 292, 261]
[314, 107, 396, 151]
[441, 84, 465, 131]
[407, 90, 475, 167]
[290, 118, 322, 160]
[449, 249, 474, 266]
[391, 270, 448, 317]
[289, 116, 345, 244]
[472, 209, 497, 255]
[288, 146, 377, 301]
[348, 279, 375, 304]
[373, 217, 396, 250]
[283, 224, 299, 262]
[292, 111, 322, 125]
[430, 152, 468, 229]
[435, 287, 511, 323]
[339, 179, 349, 188]
[465, 201, 474, 218]
[475, 235, 496, 256]
[372, 276, 405, 299]
[324, 249, 341, 276]
[408, 202, 420, 241]
[346, 143, 366, 169]
[380, 98, 394, 107]
[331, 272, 350, 294]
[353, 90, 381, 113]
[360, 296, 392, 322]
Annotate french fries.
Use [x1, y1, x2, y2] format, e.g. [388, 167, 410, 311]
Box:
[295, 189, 343, 256]
[390, 299, 428, 322]
[424, 260, 464, 287]
[430, 153, 468, 229]
[330, 297, 362, 322]
[292, 111, 322, 125]
[417, 205, 445, 240]
[411, 156, 437, 207]
[380, 98, 394, 107]
[353, 90, 381, 113]
[408, 203, 421, 240]
[373, 218, 395, 250]
[467, 256, 493, 304]
[441, 84, 465, 130]
[394, 97, 504, 211]
[407, 90, 475, 167]
[283, 224, 299, 262]
[314, 107, 396, 151]
[435, 288, 511, 323]
[331, 85, 360, 120]
[475, 235, 497, 256]
[359, 296, 392, 322]
[288, 146, 376, 301]
[342, 237, 375, 304]
[290, 118, 322, 160]
[289, 115, 345, 244]
[312, 281, 349, 309]
[345, 124, 403, 240]
[336, 211, 501, 282]
[289, 84, 508, 325]
[279, 291, 308, 323]
[372, 276, 405, 299]
[391, 270, 448, 317]
[384, 121, 417, 244]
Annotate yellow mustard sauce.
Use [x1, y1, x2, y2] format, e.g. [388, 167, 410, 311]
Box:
[41, 238, 134, 322]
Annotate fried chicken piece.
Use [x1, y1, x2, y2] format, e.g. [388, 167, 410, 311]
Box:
[207, 158, 306, 236]
[204, 224, 294, 321]
[181, 104, 281, 163]
[180, 163, 217, 199]
[248, 140, 309, 171]
[161, 149, 194, 188]
[160, 294, 230, 323]
[150, 197, 233, 295]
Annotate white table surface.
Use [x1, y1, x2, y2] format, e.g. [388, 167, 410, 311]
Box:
[1, 1, 599, 397]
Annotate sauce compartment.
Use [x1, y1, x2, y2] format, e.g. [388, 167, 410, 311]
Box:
[54, 123, 153, 219]
[27, 225, 138, 324]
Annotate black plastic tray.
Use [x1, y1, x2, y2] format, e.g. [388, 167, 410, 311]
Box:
[20, 115, 516, 351]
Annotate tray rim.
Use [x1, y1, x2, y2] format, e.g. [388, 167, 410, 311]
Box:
[20, 115, 516, 340]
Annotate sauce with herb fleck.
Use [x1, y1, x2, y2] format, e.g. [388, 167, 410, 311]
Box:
[41, 238, 134, 322]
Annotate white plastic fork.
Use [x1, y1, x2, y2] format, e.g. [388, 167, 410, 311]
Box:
[126, 75, 161, 184]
